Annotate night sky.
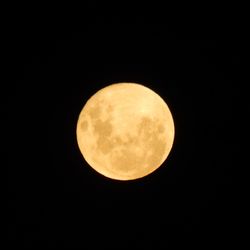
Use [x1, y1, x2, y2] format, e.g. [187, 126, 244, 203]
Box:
[9, 3, 241, 248]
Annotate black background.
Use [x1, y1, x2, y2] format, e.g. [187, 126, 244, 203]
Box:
[9, 2, 241, 248]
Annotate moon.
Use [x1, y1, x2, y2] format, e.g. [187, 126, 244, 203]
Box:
[76, 82, 175, 180]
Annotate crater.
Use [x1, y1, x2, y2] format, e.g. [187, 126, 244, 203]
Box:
[93, 119, 113, 137]
[106, 104, 114, 113]
[88, 103, 102, 120]
[93, 119, 114, 154]
[110, 148, 144, 173]
[80, 120, 88, 131]
[137, 116, 153, 134]
[157, 123, 165, 133]
[146, 137, 167, 167]
[137, 116, 156, 141]
[96, 135, 114, 154]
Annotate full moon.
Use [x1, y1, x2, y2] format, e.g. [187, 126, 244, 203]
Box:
[76, 82, 175, 180]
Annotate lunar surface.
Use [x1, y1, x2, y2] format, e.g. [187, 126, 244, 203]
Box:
[76, 82, 175, 180]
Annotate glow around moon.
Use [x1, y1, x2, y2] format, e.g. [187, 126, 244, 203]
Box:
[76, 82, 175, 180]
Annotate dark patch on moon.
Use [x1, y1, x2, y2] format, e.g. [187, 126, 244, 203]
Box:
[93, 118, 114, 154]
[80, 120, 88, 131]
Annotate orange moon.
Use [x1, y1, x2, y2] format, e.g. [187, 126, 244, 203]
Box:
[76, 82, 175, 180]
